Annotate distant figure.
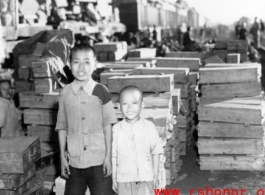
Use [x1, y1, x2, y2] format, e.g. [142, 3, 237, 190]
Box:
[250, 17, 260, 49]
[260, 19, 265, 32]
[152, 25, 157, 41]
[0, 81, 23, 137]
[183, 26, 192, 48]
[235, 21, 241, 38]
[239, 22, 247, 40]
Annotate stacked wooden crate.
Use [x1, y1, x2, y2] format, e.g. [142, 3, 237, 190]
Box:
[94, 42, 127, 62]
[0, 137, 41, 195]
[106, 73, 181, 185]
[156, 57, 200, 155]
[198, 64, 263, 170]
[19, 91, 60, 194]
[226, 53, 240, 64]
[19, 56, 61, 194]
[213, 40, 248, 63]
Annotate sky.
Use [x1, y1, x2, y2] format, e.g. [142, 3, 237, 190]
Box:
[184, 0, 265, 25]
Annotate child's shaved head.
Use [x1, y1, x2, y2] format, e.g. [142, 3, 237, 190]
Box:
[119, 85, 143, 103]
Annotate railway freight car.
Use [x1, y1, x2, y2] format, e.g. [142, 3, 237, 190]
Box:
[112, 0, 199, 32]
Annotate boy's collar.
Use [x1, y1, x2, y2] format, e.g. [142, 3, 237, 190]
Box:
[71, 79, 96, 96]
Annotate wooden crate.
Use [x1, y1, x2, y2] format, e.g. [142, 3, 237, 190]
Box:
[19, 92, 59, 109]
[27, 125, 58, 143]
[198, 122, 263, 138]
[156, 58, 200, 71]
[188, 72, 198, 85]
[15, 80, 34, 93]
[0, 176, 35, 195]
[172, 88, 181, 115]
[34, 79, 56, 94]
[127, 48, 156, 58]
[94, 42, 126, 52]
[133, 67, 189, 84]
[165, 52, 203, 59]
[200, 156, 265, 171]
[108, 74, 174, 93]
[199, 67, 259, 84]
[32, 61, 52, 78]
[175, 83, 191, 98]
[198, 102, 262, 125]
[23, 109, 57, 126]
[198, 138, 263, 155]
[204, 55, 225, 64]
[112, 61, 151, 67]
[0, 166, 35, 190]
[200, 82, 261, 99]
[18, 67, 31, 80]
[0, 137, 40, 174]
[100, 72, 131, 87]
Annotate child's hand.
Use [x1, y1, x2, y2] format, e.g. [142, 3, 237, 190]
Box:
[112, 179, 117, 193]
[61, 155, 70, 178]
[153, 175, 159, 189]
[103, 157, 112, 177]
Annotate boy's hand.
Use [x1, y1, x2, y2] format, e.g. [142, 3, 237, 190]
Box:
[153, 175, 159, 189]
[103, 157, 112, 177]
[61, 155, 70, 178]
[112, 179, 117, 193]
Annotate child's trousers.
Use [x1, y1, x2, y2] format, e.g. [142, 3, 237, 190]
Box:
[64, 165, 114, 195]
[117, 181, 154, 195]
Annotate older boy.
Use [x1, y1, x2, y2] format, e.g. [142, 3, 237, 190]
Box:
[0, 80, 23, 137]
[55, 44, 117, 195]
[112, 86, 163, 195]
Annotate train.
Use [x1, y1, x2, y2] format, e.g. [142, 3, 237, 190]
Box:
[113, 0, 201, 32]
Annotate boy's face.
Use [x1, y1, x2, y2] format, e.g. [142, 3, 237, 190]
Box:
[0, 82, 12, 100]
[70, 50, 96, 83]
[120, 90, 143, 124]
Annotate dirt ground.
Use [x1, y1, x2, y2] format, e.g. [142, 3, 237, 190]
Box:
[167, 136, 265, 195]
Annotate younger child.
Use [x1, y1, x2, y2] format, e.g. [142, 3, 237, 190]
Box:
[0, 80, 23, 137]
[112, 86, 163, 195]
[56, 43, 117, 195]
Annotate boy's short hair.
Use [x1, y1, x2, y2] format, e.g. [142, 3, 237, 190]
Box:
[70, 43, 96, 62]
[119, 85, 143, 102]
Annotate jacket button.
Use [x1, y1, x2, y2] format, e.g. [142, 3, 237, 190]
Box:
[82, 117, 85, 120]
[84, 146, 87, 150]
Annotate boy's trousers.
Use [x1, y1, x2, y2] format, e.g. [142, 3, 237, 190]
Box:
[64, 165, 114, 195]
[117, 181, 154, 195]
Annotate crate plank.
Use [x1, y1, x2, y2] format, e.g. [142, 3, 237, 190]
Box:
[0, 137, 40, 174]
[108, 75, 174, 93]
[198, 122, 263, 138]
[156, 58, 200, 71]
[23, 109, 57, 126]
[198, 138, 263, 155]
[165, 52, 203, 59]
[100, 72, 131, 87]
[133, 67, 189, 84]
[172, 88, 181, 114]
[32, 61, 52, 78]
[201, 82, 261, 99]
[18, 67, 31, 80]
[198, 103, 262, 125]
[199, 67, 259, 84]
[19, 92, 59, 109]
[200, 156, 265, 171]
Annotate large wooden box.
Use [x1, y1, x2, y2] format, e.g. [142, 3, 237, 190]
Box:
[27, 125, 58, 143]
[198, 102, 263, 125]
[108, 75, 174, 93]
[199, 67, 259, 84]
[19, 92, 59, 109]
[0, 137, 40, 174]
[133, 67, 189, 84]
[156, 58, 200, 71]
[200, 156, 265, 171]
[200, 82, 261, 99]
[32, 61, 52, 78]
[23, 109, 58, 126]
[34, 79, 55, 94]
[0, 166, 35, 190]
[127, 48, 156, 58]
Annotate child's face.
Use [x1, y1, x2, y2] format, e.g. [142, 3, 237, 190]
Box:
[0, 82, 12, 100]
[120, 90, 143, 124]
[70, 50, 96, 83]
